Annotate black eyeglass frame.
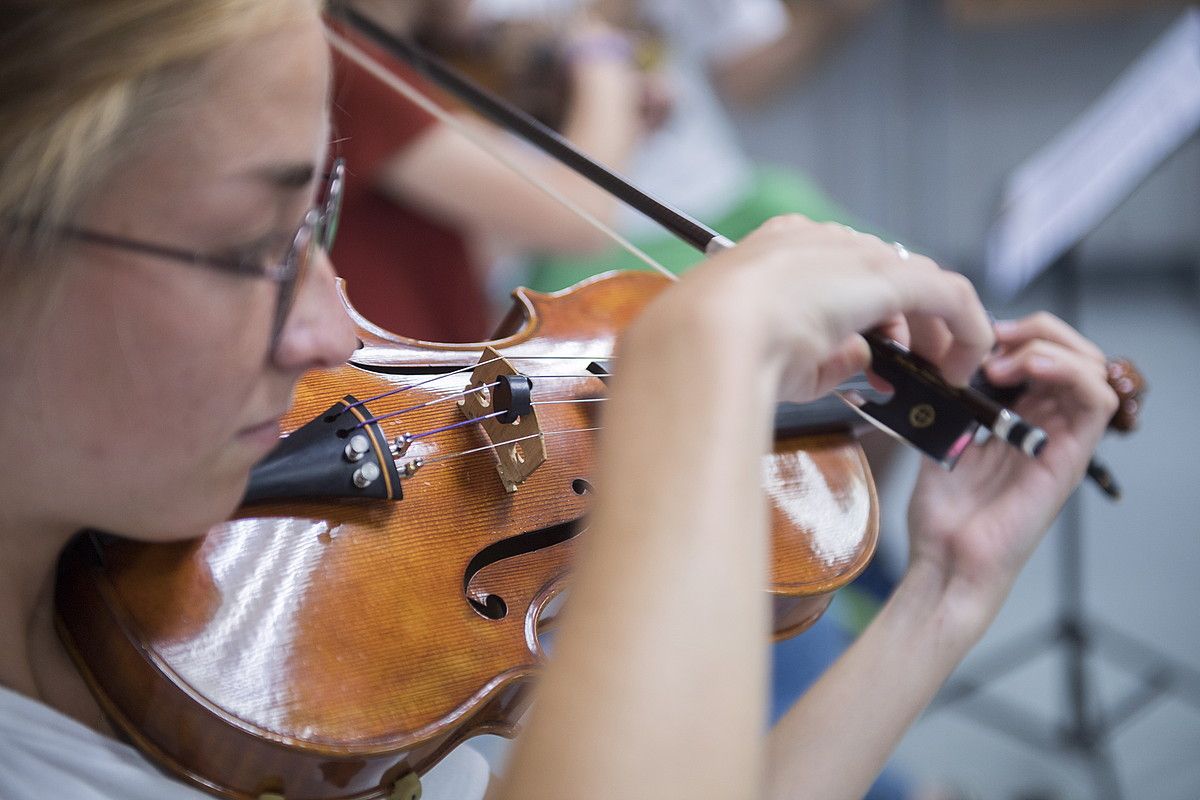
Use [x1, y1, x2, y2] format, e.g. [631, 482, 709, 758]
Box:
[65, 158, 345, 349]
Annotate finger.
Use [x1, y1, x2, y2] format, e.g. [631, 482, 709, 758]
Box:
[798, 236, 992, 385]
[812, 333, 872, 398]
[883, 258, 994, 386]
[860, 241, 959, 372]
[873, 313, 911, 349]
[904, 313, 953, 370]
[734, 220, 992, 385]
[865, 315, 909, 394]
[992, 312, 1105, 365]
[985, 340, 1118, 419]
[744, 213, 822, 241]
[987, 338, 1107, 388]
[865, 245, 958, 376]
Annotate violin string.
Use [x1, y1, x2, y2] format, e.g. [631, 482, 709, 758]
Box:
[353, 370, 611, 425]
[508, 352, 624, 359]
[347, 354, 512, 409]
[389, 380, 878, 470]
[396, 383, 882, 471]
[399, 410, 507, 442]
[326, 27, 675, 282]
[363, 375, 876, 437]
[522, 374, 609, 380]
[361, 366, 867, 422]
[509, 355, 619, 360]
[345, 352, 609, 410]
[530, 398, 607, 406]
[403, 426, 603, 469]
[368, 391, 605, 439]
[355, 381, 500, 428]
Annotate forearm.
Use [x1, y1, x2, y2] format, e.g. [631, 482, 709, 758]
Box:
[499, 301, 778, 800]
[765, 559, 986, 800]
[381, 64, 640, 255]
[507, 55, 643, 252]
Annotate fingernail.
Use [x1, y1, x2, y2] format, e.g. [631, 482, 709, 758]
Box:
[988, 356, 1012, 373]
[993, 320, 1016, 336]
[1031, 355, 1054, 372]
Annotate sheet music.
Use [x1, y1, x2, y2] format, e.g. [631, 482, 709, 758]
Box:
[986, 9, 1200, 299]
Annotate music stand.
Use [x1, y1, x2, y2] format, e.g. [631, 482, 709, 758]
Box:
[931, 10, 1200, 800]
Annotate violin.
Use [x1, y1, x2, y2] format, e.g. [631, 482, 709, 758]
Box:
[56, 271, 879, 800]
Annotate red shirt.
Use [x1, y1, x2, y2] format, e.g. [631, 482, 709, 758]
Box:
[330, 40, 490, 343]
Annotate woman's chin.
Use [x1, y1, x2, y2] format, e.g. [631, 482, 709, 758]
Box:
[129, 478, 252, 543]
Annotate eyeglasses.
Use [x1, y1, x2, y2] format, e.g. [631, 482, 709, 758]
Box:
[67, 158, 345, 352]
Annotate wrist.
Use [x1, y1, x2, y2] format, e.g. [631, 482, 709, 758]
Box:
[621, 276, 783, 414]
[889, 557, 993, 656]
[563, 31, 641, 127]
[563, 30, 635, 66]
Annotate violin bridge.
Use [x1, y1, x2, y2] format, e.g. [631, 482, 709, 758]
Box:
[459, 346, 546, 492]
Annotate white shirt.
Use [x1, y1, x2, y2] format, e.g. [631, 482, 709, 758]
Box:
[0, 685, 490, 800]
[472, 0, 789, 236]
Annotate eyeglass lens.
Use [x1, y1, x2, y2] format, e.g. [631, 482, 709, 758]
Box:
[269, 160, 343, 351]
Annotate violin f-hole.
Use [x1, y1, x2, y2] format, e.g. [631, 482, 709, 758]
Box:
[462, 519, 582, 621]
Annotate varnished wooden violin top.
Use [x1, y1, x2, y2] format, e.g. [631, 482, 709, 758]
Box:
[56, 271, 878, 800]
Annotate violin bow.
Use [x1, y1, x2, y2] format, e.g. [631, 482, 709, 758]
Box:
[324, 3, 1049, 471]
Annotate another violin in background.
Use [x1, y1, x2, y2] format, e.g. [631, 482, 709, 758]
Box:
[406, 0, 672, 132]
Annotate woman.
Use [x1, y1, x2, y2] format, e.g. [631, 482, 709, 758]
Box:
[0, 2, 1117, 800]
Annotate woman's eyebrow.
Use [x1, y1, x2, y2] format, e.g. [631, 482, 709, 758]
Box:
[248, 161, 317, 190]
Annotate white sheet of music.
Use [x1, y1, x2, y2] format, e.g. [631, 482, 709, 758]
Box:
[986, 9, 1200, 299]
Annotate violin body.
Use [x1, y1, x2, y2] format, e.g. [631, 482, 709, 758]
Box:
[56, 271, 877, 800]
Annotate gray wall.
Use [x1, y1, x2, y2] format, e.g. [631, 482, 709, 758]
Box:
[735, 2, 1200, 284]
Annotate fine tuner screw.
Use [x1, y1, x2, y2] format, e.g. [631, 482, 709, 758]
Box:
[344, 433, 370, 463]
[353, 461, 381, 489]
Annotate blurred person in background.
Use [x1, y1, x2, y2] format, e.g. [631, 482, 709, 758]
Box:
[451, 0, 880, 291]
[329, 0, 648, 341]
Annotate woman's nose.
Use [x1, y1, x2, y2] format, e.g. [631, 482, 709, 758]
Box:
[271, 249, 357, 371]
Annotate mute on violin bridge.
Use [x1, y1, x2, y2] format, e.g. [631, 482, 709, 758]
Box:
[458, 346, 546, 493]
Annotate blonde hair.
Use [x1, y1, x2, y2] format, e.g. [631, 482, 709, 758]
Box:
[0, 1, 308, 269]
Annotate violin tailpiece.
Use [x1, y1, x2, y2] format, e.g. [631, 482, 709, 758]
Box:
[241, 396, 402, 504]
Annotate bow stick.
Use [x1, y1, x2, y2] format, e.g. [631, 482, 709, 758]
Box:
[324, 4, 1049, 470]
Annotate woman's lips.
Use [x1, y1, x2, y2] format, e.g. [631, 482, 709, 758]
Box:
[237, 417, 283, 450]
